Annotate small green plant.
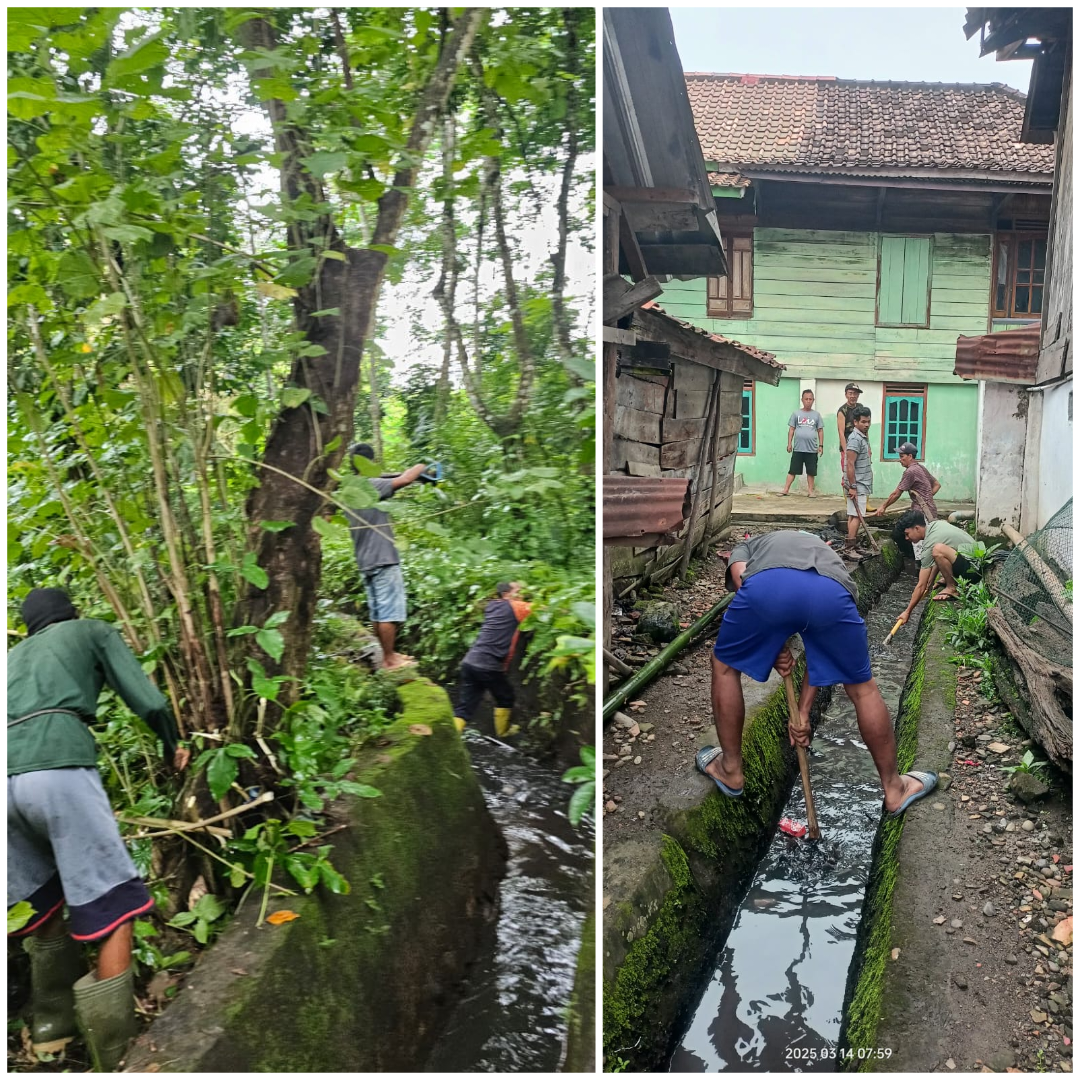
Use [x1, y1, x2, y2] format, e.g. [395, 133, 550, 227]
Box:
[943, 578, 994, 653]
[1000, 749, 1049, 777]
[608, 1056, 630, 1072]
[965, 540, 1002, 573]
[1065, 580, 1073, 602]
[132, 919, 193, 972]
[561, 745, 595, 827]
[168, 892, 228, 945]
[7, 901, 34, 935]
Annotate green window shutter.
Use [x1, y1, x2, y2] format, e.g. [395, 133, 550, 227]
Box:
[738, 384, 753, 454]
[882, 385, 926, 459]
[878, 236, 931, 326]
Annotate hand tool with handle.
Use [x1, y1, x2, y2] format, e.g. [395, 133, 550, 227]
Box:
[783, 672, 821, 841]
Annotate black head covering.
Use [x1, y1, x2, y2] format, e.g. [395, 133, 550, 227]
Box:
[21, 588, 79, 637]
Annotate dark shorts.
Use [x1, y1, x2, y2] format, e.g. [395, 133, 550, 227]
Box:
[8, 768, 153, 940]
[456, 661, 515, 721]
[788, 450, 819, 477]
[952, 553, 981, 582]
[714, 567, 873, 687]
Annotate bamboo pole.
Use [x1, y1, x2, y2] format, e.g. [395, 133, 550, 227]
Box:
[678, 373, 721, 581]
[603, 592, 734, 722]
[783, 673, 821, 840]
[603, 648, 634, 678]
[1001, 523, 1073, 623]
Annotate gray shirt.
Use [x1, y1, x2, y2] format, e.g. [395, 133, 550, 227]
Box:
[845, 428, 873, 495]
[344, 477, 399, 572]
[788, 409, 823, 453]
[729, 530, 858, 601]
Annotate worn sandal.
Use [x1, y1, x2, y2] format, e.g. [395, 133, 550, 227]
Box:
[886, 770, 938, 819]
[694, 745, 744, 798]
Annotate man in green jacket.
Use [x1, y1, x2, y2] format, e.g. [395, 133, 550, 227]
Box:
[7, 588, 189, 1071]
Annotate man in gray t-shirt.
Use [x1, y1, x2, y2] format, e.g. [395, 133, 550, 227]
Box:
[843, 406, 874, 550]
[342, 444, 429, 669]
[780, 388, 824, 497]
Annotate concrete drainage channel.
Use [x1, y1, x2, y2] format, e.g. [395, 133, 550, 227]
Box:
[603, 543, 920, 1071]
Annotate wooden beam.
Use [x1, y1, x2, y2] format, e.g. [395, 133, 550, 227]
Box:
[624, 340, 671, 362]
[603, 325, 637, 345]
[618, 210, 648, 281]
[605, 185, 704, 207]
[603, 272, 662, 324]
[875, 186, 886, 231]
[632, 305, 783, 385]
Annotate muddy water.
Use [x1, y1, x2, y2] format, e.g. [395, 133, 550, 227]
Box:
[671, 584, 923, 1072]
[425, 732, 594, 1073]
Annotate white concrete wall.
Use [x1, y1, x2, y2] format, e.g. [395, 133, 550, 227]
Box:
[975, 382, 1028, 535]
[1036, 378, 1073, 530]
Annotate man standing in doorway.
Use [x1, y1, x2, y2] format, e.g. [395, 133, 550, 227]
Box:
[779, 388, 824, 497]
[843, 406, 874, 550]
[836, 382, 863, 484]
[874, 442, 941, 521]
[8, 588, 190, 1071]
[344, 443, 429, 670]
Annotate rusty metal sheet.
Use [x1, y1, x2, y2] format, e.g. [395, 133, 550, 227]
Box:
[603, 475, 692, 541]
[954, 325, 1040, 383]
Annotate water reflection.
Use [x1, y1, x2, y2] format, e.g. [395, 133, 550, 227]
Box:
[671, 585, 919, 1072]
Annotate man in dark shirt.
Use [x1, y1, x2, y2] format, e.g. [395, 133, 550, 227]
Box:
[342, 443, 430, 670]
[454, 582, 531, 738]
[875, 442, 941, 520]
[836, 381, 863, 478]
[7, 588, 189, 1071]
[696, 532, 936, 819]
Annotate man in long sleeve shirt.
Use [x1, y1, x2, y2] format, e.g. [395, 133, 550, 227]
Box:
[7, 588, 189, 1070]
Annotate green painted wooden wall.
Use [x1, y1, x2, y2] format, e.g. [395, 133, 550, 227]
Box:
[659, 228, 988, 500]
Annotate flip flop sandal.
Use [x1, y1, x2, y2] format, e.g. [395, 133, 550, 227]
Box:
[694, 745, 744, 799]
[931, 593, 958, 602]
[886, 770, 938, 819]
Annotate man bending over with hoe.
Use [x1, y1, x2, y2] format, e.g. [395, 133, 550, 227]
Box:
[695, 531, 936, 818]
[893, 509, 980, 625]
[454, 582, 531, 739]
[344, 442, 430, 670]
[8, 588, 190, 1071]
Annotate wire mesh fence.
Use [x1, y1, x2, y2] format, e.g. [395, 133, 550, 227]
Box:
[993, 498, 1073, 668]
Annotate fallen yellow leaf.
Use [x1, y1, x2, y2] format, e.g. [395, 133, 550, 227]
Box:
[267, 910, 300, 926]
[408, 723, 433, 736]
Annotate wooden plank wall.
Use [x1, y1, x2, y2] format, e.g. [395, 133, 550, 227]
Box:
[1038, 80, 1072, 384]
[656, 228, 995, 381]
[611, 362, 742, 583]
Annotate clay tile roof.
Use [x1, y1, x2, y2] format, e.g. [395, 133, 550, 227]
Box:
[685, 73, 1055, 179]
[641, 301, 782, 369]
[708, 171, 751, 188]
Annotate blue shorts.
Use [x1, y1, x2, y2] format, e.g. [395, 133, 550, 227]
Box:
[714, 567, 872, 686]
[363, 564, 407, 623]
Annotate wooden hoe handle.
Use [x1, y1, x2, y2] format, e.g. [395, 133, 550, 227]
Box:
[784, 672, 821, 840]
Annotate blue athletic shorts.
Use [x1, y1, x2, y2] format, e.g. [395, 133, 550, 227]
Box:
[363, 563, 407, 623]
[713, 567, 873, 686]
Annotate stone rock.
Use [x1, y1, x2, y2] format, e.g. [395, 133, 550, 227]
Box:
[953, 973, 968, 989]
[637, 722, 654, 733]
[988, 1050, 1017, 1071]
[987, 742, 1010, 754]
[1008, 772, 1050, 803]
[613, 713, 635, 730]
[984, 901, 998, 917]
[1031, 1009, 1049, 1024]
[636, 601, 681, 643]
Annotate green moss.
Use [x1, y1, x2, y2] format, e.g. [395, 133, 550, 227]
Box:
[838, 604, 936, 1070]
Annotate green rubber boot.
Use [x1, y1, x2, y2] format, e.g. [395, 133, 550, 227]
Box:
[73, 968, 137, 1072]
[28, 934, 84, 1054]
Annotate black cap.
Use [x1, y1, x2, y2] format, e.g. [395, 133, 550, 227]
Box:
[898, 442, 919, 457]
[21, 588, 78, 637]
[844, 382, 863, 393]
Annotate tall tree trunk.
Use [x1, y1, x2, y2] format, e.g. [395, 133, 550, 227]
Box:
[235, 9, 483, 720]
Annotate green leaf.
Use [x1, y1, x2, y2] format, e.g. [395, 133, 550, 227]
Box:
[281, 387, 311, 409]
[229, 865, 247, 889]
[338, 781, 381, 799]
[284, 854, 320, 892]
[240, 552, 269, 590]
[84, 291, 126, 324]
[567, 782, 595, 827]
[319, 863, 350, 895]
[251, 674, 280, 700]
[264, 610, 290, 629]
[101, 224, 153, 245]
[285, 819, 318, 838]
[256, 627, 285, 663]
[368, 244, 400, 257]
[193, 919, 209, 945]
[570, 601, 596, 630]
[224, 743, 257, 759]
[310, 308, 341, 318]
[106, 32, 169, 82]
[563, 355, 595, 382]
[303, 151, 348, 176]
[336, 475, 379, 509]
[227, 625, 259, 638]
[7, 901, 34, 934]
[57, 250, 100, 300]
[311, 516, 348, 542]
[168, 911, 197, 928]
[206, 750, 238, 801]
[260, 520, 294, 532]
[192, 893, 226, 923]
[275, 257, 319, 287]
[351, 454, 382, 478]
[234, 393, 259, 417]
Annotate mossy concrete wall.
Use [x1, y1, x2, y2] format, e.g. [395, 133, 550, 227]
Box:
[837, 603, 953, 1070]
[602, 544, 902, 1070]
[123, 678, 506, 1073]
[563, 909, 596, 1072]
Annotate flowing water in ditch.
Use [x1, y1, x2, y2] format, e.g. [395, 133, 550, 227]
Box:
[425, 731, 594, 1073]
[671, 583, 924, 1072]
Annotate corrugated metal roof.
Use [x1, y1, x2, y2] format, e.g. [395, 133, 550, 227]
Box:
[640, 301, 782, 369]
[603, 476, 692, 541]
[954, 324, 1041, 382]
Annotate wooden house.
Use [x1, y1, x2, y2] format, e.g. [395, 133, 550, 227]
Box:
[651, 73, 1056, 501]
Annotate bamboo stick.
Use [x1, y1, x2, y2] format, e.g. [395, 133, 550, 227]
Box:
[603, 648, 634, 678]
[783, 673, 821, 840]
[603, 592, 734, 722]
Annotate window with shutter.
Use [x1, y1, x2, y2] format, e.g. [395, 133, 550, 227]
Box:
[706, 234, 753, 318]
[876, 235, 932, 328]
[881, 384, 927, 459]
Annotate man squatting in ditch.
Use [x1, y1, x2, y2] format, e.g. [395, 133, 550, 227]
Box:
[695, 530, 937, 817]
[893, 508, 981, 625]
[8, 588, 191, 1071]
